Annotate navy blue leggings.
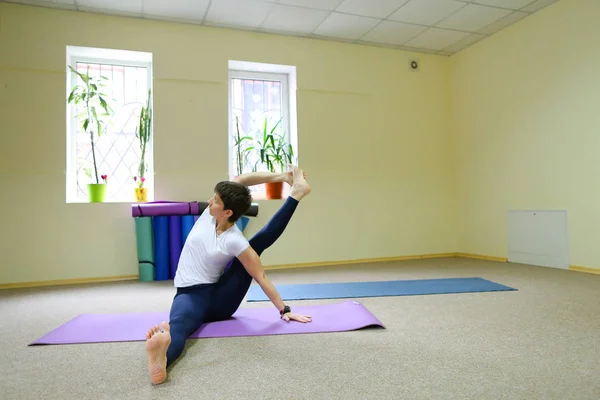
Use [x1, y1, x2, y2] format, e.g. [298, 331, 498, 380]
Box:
[166, 196, 299, 367]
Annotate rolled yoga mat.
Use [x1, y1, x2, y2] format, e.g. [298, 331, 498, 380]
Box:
[132, 201, 259, 218]
[246, 277, 517, 301]
[133, 201, 200, 217]
[181, 215, 195, 245]
[208, 203, 258, 217]
[134, 217, 155, 282]
[152, 216, 170, 281]
[236, 216, 249, 232]
[180, 213, 248, 235]
[29, 300, 384, 345]
[168, 216, 182, 279]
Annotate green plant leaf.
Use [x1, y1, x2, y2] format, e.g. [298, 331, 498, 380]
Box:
[263, 117, 268, 143]
[91, 107, 102, 137]
[234, 136, 252, 146]
[67, 86, 83, 103]
[99, 96, 114, 116]
[69, 65, 87, 84]
[269, 118, 281, 135]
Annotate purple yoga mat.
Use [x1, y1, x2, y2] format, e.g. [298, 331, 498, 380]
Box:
[132, 202, 200, 217]
[29, 301, 384, 345]
[132, 202, 259, 218]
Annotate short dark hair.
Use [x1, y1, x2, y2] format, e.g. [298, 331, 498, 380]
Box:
[214, 181, 251, 223]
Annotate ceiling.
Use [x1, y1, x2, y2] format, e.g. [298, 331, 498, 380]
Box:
[4, 0, 559, 56]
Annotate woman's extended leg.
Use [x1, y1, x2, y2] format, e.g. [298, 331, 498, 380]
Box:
[206, 168, 310, 321]
[145, 283, 214, 385]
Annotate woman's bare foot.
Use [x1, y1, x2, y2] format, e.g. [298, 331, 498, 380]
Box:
[290, 166, 311, 201]
[145, 321, 171, 385]
[284, 167, 306, 187]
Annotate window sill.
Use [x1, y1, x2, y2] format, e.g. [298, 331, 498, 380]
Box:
[67, 194, 155, 204]
[66, 200, 155, 204]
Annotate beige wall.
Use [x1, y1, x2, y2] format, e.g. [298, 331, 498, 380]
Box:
[0, 3, 456, 285]
[451, 0, 600, 269]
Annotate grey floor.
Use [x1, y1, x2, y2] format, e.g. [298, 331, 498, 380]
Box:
[1, 257, 599, 400]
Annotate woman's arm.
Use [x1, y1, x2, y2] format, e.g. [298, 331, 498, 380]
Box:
[233, 172, 290, 187]
[237, 247, 311, 323]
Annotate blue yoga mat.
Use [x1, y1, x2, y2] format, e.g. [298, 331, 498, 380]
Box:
[181, 215, 195, 245]
[246, 277, 516, 301]
[152, 216, 170, 281]
[236, 216, 249, 232]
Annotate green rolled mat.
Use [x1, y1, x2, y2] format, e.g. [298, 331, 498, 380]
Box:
[135, 217, 155, 282]
[138, 264, 155, 282]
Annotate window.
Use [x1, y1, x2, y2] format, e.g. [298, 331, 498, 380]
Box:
[66, 46, 153, 203]
[228, 61, 298, 198]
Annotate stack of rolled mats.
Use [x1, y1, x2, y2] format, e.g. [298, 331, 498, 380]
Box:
[132, 201, 259, 281]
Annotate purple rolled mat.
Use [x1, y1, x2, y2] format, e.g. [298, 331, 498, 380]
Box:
[131, 202, 258, 218]
[29, 300, 384, 345]
[168, 216, 182, 279]
[132, 202, 200, 217]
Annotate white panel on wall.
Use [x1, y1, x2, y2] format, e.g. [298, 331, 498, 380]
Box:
[507, 210, 569, 269]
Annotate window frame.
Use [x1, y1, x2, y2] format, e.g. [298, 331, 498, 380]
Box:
[227, 69, 293, 181]
[66, 48, 154, 203]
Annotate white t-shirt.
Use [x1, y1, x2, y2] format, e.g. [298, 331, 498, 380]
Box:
[174, 208, 250, 287]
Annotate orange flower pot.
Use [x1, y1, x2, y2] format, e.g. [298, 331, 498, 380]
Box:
[265, 182, 283, 199]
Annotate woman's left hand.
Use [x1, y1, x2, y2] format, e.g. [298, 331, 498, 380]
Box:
[282, 312, 312, 323]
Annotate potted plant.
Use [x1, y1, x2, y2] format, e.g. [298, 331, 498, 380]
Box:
[233, 115, 255, 176]
[254, 116, 295, 199]
[133, 176, 146, 201]
[134, 89, 152, 202]
[67, 65, 113, 202]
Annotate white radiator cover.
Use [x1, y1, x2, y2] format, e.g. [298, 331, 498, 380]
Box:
[507, 210, 569, 269]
